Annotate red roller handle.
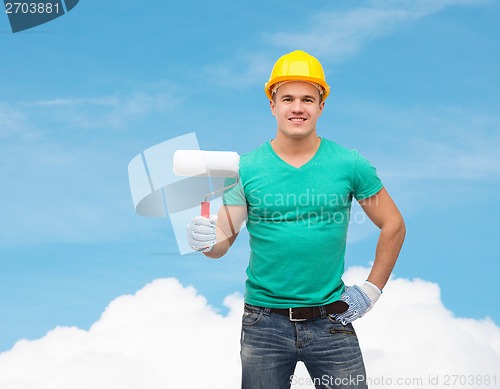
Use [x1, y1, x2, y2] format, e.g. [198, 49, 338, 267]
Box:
[201, 201, 210, 218]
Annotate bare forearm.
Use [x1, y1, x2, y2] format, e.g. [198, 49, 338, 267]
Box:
[202, 205, 246, 259]
[204, 229, 231, 259]
[367, 218, 406, 290]
[203, 221, 240, 259]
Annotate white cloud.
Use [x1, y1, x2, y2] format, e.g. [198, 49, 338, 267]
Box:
[0, 279, 242, 389]
[26, 87, 180, 130]
[0, 133, 137, 246]
[269, 7, 409, 61]
[0, 268, 498, 389]
[344, 267, 500, 387]
[207, 0, 490, 89]
[0, 84, 181, 246]
[369, 0, 490, 13]
[0, 103, 41, 142]
[270, 0, 490, 60]
[204, 51, 273, 89]
[346, 104, 500, 181]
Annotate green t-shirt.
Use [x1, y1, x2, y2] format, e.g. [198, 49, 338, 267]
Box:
[223, 138, 383, 308]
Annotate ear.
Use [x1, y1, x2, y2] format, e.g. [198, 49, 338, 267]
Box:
[269, 99, 276, 116]
[318, 101, 325, 115]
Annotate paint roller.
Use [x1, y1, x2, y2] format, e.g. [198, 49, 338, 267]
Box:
[173, 150, 240, 218]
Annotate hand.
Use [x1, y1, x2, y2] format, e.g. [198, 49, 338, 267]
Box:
[186, 215, 218, 253]
[333, 281, 382, 325]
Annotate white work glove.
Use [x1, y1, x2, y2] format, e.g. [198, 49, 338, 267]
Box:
[333, 280, 382, 325]
[186, 215, 218, 253]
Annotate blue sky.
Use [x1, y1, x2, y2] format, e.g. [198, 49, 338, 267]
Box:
[0, 0, 499, 353]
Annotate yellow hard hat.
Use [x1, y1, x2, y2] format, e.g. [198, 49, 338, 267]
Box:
[264, 50, 330, 101]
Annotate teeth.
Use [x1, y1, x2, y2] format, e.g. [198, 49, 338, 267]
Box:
[290, 118, 305, 122]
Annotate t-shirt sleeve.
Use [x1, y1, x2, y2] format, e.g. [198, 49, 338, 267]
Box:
[222, 176, 247, 206]
[352, 150, 384, 200]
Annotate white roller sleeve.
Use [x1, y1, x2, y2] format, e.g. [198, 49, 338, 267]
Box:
[173, 150, 240, 178]
[128, 133, 241, 255]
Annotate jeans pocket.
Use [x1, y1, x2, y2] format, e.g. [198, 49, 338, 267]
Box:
[326, 316, 357, 336]
[242, 304, 263, 326]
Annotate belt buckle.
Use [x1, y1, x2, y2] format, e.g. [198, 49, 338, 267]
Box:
[289, 308, 307, 322]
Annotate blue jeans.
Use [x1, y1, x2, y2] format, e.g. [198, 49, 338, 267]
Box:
[241, 304, 368, 389]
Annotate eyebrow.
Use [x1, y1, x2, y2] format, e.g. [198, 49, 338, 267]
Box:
[281, 94, 317, 101]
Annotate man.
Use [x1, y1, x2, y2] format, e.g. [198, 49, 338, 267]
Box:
[187, 50, 406, 389]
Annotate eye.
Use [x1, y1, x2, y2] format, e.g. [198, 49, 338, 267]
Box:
[303, 98, 314, 103]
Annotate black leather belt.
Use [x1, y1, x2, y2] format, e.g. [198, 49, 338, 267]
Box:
[270, 300, 349, 322]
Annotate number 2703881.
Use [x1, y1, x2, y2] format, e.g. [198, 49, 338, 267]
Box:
[5, 2, 60, 14]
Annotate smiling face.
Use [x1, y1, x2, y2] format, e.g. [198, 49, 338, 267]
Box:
[270, 81, 325, 141]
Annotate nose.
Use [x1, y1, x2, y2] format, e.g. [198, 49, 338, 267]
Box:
[290, 99, 304, 113]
